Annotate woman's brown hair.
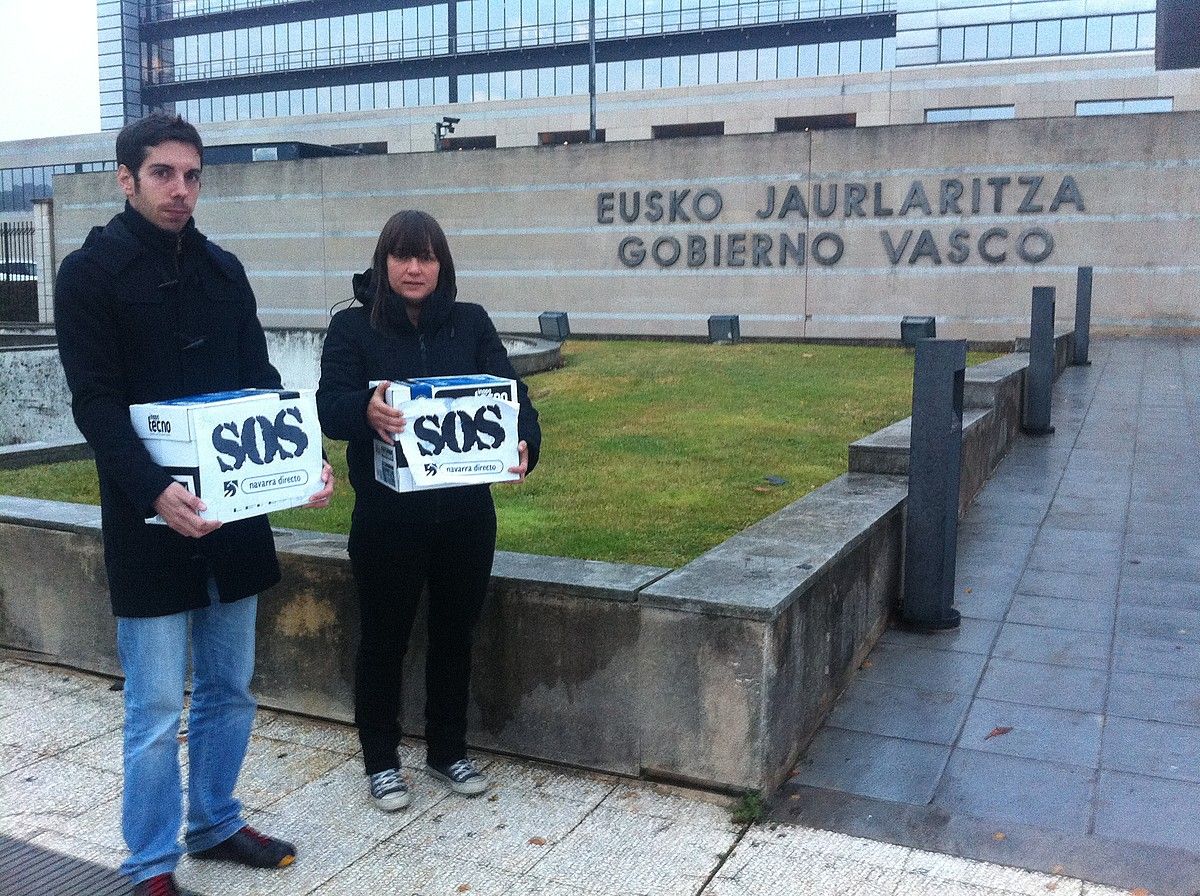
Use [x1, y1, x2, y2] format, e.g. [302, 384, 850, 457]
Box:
[369, 210, 456, 331]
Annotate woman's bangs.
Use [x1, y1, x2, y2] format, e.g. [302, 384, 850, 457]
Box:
[387, 221, 435, 260]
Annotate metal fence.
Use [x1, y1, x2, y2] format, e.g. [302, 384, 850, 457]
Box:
[0, 221, 38, 322]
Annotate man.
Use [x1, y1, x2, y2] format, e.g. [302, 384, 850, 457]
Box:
[55, 112, 333, 896]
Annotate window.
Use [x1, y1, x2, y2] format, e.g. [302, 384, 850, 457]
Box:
[538, 129, 606, 144]
[925, 105, 1015, 123]
[775, 113, 856, 132]
[938, 11, 1157, 65]
[1076, 97, 1173, 116]
[652, 121, 724, 139]
[439, 134, 497, 150]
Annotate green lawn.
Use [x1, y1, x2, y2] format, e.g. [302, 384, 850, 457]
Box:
[0, 341, 992, 568]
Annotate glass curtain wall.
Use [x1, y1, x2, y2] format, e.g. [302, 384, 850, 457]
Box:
[0, 162, 116, 213]
[153, 0, 895, 122]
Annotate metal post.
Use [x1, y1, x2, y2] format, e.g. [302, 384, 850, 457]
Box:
[902, 338, 966, 631]
[1073, 266, 1093, 366]
[1022, 286, 1056, 435]
[588, 0, 597, 143]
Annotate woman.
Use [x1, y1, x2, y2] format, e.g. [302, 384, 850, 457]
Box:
[317, 210, 541, 811]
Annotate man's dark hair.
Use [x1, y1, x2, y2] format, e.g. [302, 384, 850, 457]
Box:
[115, 112, 204, 176]
[370, 210, 457, 332]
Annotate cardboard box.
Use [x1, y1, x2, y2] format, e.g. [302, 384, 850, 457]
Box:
[130, 388, 324, 524]
[382, 373, 516, 404]
[373, 375, 520, 493]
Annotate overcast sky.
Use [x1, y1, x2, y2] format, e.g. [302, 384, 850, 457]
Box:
[0, 0, 101, 142]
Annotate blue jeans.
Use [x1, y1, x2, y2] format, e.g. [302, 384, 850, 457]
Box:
[116, 579, 258, 884]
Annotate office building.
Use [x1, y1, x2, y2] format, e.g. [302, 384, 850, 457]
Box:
[3, 0, 1192, 214]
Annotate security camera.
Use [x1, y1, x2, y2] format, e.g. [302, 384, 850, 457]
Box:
[443, 117, 461, 125]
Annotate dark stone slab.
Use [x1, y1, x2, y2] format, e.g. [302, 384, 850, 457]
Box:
[1117, 604, 1200, 644]
[1125, 532, 1200, 561]
[1022, 544, 1124, 578]
[966, 492, 1053, 526]
[788, 727, 950, 805]
[0, 496, 101, 533]
[1127, 505, 1197, 536]
[491, 551, 670, 603]
[1121, 555, 1200, 585]
[932, 749, 1095, 834]
[991, 622, 1111, 670]
[0, 440, 92, 470]
[1016, 568, 1118, 603]
[640, 473, 907, 620]
[1056, 475, 1129, 500]
[956, 698, 1103, 768]
[772, 783, 1200, 896]
[1037, 509, 1127, 534]
[956, 520, 1038, 550]
[1108, 671, 1200, 726]
[1101, 716, 1200, 784]
[1114, 634, 1200, 680]
[857, 642, 988, 695]
[1094, 770, 1200, 854]
[953, 582, 1015, 622]
[977, 657, 1107, 714]
[1032, 527, 1124, 556]
[878, 617, 1001, 656]
[953, 556, 1028, 589]
[1118, 579, 1200, 610]
[1005, 593, 1115, 634]
[824, 678, 972, 745]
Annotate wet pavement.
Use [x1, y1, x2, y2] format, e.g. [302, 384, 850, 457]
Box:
[782, 336, 1200, 896]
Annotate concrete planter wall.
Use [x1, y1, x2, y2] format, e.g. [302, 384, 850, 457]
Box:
[0, 339, 1071, 790]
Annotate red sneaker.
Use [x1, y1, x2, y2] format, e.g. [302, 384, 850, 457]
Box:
[132, 873, 196, 896]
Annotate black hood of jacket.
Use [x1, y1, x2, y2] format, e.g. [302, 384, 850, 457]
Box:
[351, 266, 458, 336]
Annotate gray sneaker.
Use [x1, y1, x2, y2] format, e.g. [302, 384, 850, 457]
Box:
[426, 758, 488, 796]
[368, 767, 411, 811]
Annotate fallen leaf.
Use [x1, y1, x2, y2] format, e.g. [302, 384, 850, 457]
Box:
[1051, 865, 1064, 875]
[860, 659, 874, 669]
[965, 587, 973, 594]
[985, 726, 1014, 740]
[993, 832, 1007, 841]
[487, 794, 500, 803]
[1045, 883, 1057, 891]
[457, 886, 471, 894]
[1130, 888, 1150, 896]
[528, 837, 547, 846]
[753, 486, 772, 493]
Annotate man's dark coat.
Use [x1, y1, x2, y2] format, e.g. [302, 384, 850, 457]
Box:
[56, 205, 283, 617]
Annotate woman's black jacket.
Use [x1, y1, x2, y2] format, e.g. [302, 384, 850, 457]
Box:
[316, 271, 541, 556]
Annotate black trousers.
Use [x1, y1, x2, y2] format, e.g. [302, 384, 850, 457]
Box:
[349, 512, 497, 774]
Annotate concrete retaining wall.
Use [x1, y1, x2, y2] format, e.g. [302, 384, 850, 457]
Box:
[0, 344, 1055, 790]
[0, 346, 78, 446]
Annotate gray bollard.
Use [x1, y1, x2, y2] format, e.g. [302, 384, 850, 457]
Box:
[707, 314, 740, 344]
[1073, 266, 1093, 366]
[1022, 286, 1056, 435]
[901, 338, 966, 631]
[539, 311, 570, 340]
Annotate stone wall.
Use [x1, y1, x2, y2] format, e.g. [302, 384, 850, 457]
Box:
[50, 112, 1200, 341]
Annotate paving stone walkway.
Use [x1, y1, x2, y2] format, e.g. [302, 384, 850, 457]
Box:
[1, 656, 1134, 896]
[781, 335, 1200, 896]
